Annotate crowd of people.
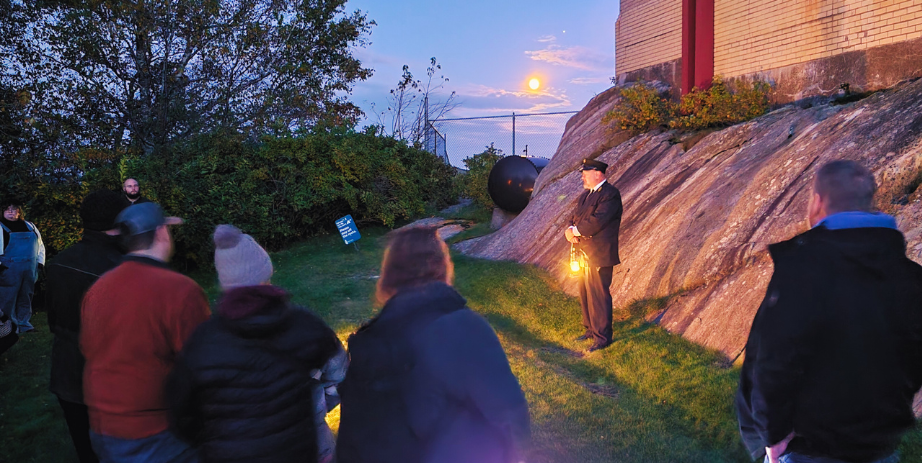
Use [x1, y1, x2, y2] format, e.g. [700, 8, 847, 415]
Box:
[2, 157, 922, 463]
[1, 177, 530, 463]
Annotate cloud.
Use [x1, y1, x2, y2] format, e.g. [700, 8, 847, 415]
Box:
[568, 76, 611, 85]
[524, 45, 608, 72]
[454, 84, 572, 115]
[537, 35, 557, 43]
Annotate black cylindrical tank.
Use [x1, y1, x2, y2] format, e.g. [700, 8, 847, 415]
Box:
[487, 156, 550, 213]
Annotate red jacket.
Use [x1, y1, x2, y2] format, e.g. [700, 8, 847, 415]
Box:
[81, 256, 210, 439]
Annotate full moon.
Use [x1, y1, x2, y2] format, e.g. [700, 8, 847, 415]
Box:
[529, 78, 540, 90]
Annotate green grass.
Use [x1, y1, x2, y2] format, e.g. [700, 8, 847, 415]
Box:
[3, 215, 921, 462]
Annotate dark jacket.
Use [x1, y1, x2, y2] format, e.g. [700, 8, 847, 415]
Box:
[121, 195, 151, 209]
[570, 182, 623, 267]
[337, 282, 530, 463]
[736, 226, 922, 462]
[167, 285, 341, 463]
[45, 231, 124, 403]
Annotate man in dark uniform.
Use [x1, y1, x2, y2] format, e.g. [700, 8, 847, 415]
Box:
[565, 158, 623, 352]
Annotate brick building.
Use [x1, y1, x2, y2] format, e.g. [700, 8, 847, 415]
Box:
[615, 0, 922, 101]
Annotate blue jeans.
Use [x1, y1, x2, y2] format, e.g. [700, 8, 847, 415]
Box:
[90, 430, 199, 463]
[766, 452, 899, 463]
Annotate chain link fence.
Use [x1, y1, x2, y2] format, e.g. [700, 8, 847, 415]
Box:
[425, 111, 578, 168]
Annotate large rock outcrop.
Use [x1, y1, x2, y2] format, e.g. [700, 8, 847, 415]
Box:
[456, 78, 922, 362]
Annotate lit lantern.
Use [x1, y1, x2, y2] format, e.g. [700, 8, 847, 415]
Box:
[570, 244, 583, 273]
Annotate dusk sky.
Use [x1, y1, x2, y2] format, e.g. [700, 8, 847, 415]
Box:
[344, 0, 620, 164]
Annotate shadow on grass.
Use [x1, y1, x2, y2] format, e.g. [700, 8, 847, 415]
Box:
[481, 309, 749, 463]
[0, 315, 80, 463]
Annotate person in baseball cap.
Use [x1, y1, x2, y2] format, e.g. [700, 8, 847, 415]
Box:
[114, 202, 183, 261]
[80, 200, 209, 461]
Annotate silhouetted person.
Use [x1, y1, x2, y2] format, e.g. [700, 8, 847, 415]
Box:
[121, 178, 151, 208]
[167, 225, 345, 463]
[46, 190, 126, 463]
[0, 198, 45, 333]
[736, 160, 922, 463]
[337, 226, 530, 463]
[81, 203, 209, 463]
[565, 158, 623, 352]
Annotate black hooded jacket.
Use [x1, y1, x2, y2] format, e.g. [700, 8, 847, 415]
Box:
[167, 285, 341, 463]
[736, 225, 922, 461]
[45, 231, 124, 403]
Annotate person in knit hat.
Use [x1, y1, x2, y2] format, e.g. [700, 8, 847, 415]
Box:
[45, 189, 127, 463]
[213, 224, 274, 288]
[168, 225, 347, 463]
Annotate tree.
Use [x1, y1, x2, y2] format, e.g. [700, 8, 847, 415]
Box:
[372, 57, 458, 146]
[10, 0, 374, 155]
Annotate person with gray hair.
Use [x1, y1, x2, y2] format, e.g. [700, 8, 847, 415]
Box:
[736, 159, 922, 463]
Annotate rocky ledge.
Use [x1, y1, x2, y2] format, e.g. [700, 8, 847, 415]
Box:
[456, 78, 922, 368]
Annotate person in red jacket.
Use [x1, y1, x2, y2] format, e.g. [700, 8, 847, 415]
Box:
[81, 202, 210, 463]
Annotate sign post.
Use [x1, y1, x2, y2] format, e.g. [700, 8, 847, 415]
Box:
[335, 215, 361, 250]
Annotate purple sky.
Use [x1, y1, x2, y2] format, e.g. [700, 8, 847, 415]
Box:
[344, 0, 620, 164]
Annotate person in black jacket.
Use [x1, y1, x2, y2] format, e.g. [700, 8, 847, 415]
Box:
[565, 158, 623, 352]
[336, 226, 530, 463]
[45, 190, 126, 463]
[120, 178, 152, 208]
[736, 160, 922, 463]
[167, 225, 343, 463]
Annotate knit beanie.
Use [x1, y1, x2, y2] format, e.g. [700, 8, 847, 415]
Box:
[81, 190, 126, 231]
[214, 225, 273, 289]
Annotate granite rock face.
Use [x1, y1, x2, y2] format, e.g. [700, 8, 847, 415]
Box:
[456, 78, 922, 364]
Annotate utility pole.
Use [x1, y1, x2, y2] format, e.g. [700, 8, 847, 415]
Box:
[512, 113, 515, 154]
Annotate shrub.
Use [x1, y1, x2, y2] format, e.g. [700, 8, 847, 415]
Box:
[602, 82, 674, 132]
[126, 127, 458, 268]
[601, 77, 771, 133]
[671, 76, 771, 130]
[454, 144, 502, 209]
[3, 128, 457, 269]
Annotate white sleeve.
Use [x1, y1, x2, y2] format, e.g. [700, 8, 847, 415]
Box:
[28, 222, 45, 265]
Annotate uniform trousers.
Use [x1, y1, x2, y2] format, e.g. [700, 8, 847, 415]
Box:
[578, 264, 614, 345]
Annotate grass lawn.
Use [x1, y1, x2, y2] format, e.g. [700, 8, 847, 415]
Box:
[2, 208, 921, 462]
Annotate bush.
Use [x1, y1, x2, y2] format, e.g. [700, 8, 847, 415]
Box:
[2, 127, 457, 269]
[454, 144, 502, 209]
[601, 77, 771, 133]
[671, 76, 771, 130]
[123, 127, 457, 268]
[602, 82, 674, 132]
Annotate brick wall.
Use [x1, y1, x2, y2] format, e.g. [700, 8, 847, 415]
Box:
[615, 0, 683, 75]
[715, 0, 922, 78]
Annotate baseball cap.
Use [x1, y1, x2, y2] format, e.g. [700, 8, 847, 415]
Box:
[115, 202, 183, 236]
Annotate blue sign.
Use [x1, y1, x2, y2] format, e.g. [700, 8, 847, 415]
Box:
[335, 215, 361, 245]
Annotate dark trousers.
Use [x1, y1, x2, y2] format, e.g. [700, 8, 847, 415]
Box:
[579, 264, 614, 344]
[57, 397, 100, 463]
